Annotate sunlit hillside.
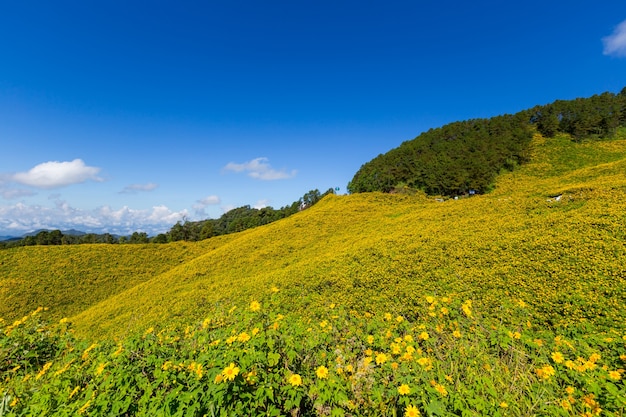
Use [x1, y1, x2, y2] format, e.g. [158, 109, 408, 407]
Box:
[3, 132, 625, 340]
[2, 132, 626, 416]
[0, 240, 231, 323]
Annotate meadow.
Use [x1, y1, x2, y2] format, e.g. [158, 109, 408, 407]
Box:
[1, 133, 625, 415]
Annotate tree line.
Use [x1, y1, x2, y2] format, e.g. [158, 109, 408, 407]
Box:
[0, 189, 334, 249]
[348, 88, 626, 197]
[158, 188, 334, 243]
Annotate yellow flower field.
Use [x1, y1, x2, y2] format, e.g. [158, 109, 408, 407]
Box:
[1, 132, 625, 415]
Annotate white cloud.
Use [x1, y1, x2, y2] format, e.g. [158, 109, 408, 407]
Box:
[253, 199, 270, 209]
[12, 159, 103, 189]
[223, 157, 297, 180]
[0, 201, 187, 236]
[192, 195, 221, 217]
[603, 19, 626, 57]
[120, 183, 159, 194]
[198, 195, 221, 206]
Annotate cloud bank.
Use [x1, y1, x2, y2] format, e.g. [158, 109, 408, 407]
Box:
[603, 19, 626, 57]
[223, 157, 296, 180]
[0, 200, 187, 236]
[12, 159, 103, 189]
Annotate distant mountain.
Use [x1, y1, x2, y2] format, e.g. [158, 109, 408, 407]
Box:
[23, 229, 87, 237]
[0, 235, 20, 242]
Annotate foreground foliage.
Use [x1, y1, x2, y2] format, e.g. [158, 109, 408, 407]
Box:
[2, 295, 624, 416]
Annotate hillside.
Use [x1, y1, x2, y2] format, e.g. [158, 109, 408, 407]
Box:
[2, 132, 625, 340]
[348, 89, 626, 196]
[2, 132, 626, 416]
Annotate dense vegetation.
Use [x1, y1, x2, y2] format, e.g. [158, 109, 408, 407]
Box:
[348, 88, 626, 196]
[3, 295, 624, 416]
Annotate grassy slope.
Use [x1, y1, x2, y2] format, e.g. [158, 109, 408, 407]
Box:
[2, 133, 626, 340]
[0, 240, 227, 323]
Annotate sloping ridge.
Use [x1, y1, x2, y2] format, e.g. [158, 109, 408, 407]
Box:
[73, 138, 626, 339]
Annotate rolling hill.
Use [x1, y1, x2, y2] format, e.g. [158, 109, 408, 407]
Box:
[2, 131, 626, 416]
[2, 131, 625, 340]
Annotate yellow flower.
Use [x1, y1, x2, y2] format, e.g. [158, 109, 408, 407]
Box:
[251, 327, 260, 336]
[499, 402, 508, 408]
[589, 353, 601, 363]
[237, 332, 251, 342]
[384, 313, 392, 321]
[9, 397, 18, 407]
[608, 370, 621, 380]
[452, 330, 462, 338]
[461, 300, 472, 317]
[249, 301, 261, 312]
[551, 351, 564, 364]
[78, 400, 91, 414]
[226, 336, 237, 344]
[69, 386, 80, 399]
[417, 357, 431, 367]
[35, 362, 53, 380]
[418, 332, 429, 341]
[316, 366, 329, 379]
[188, 362, 203, 379]
[81, 343, 98, 360]
[404, 405, 421, 417]
[565, 386, 575, 395]
[404, 334, 414, 343]
[221, 363, 240, 381]
[270, 286, 279, 293]
[95, 362, 106, 376]
[375, 353, 388, 365]
[396, 315, 404, 323]
[425, 296, 435, 304]
[433, 383, 447, 396]
[214, 374, 223, 383]
[288, 373, 302, 386]
[112, 343, 124, 357]
[398, 384, 411, 395]
[535, 365, 555, 380]
[367, 335, 375, 344]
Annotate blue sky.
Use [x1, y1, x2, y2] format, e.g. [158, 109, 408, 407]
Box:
[1, 1, 625, 236]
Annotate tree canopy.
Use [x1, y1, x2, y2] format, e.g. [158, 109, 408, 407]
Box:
[348, 88, 626, 196]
